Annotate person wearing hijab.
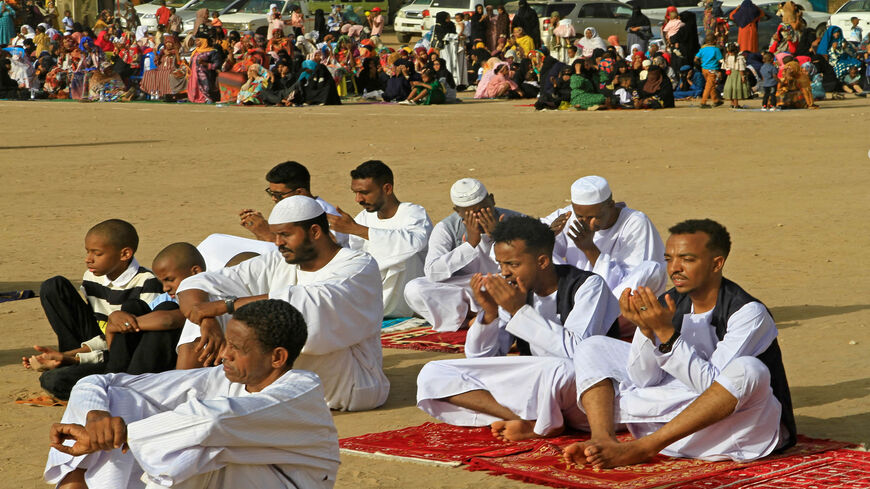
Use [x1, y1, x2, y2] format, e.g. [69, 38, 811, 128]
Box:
[314, 9, 326, 38]
[356, 56, 386, 94]
[625, 6, 651, 54]
[94, 29, 113, 53]
[570, 59, 606, 109]
[535, 64, 572, 109]
[287, 58, 340, 105]
[184, 9, 210, 50]
[236, 63, 272, 104]
[576, 27, 606, 58]
[0, 0, 16, 45]
[729, 0, 763, 53]
[188, 33, 219, 103]
[820, 26, 861, 82]
[511, 0, 540, 48]
[639, 63, 674, 108]
[470, 5, 487, 44]
[432, 11, 456, 50]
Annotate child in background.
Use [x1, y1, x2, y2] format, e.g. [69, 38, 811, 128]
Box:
[841, 65, 866, 96]
[168, 7, 182, 36]
[847, 17, 862, 46]
[22, 219, 164, 399]
[611, 74, 638, 108]
[804, 62, 825, 100]
[722, 42, 750, 108]
[759, 51, 778, 110]
[211, 10, 223, 29]
[61, 10, 74, 33]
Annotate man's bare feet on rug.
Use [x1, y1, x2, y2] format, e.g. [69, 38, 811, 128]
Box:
[563, 434, 623, 467]
[491, 420, 561, 442]
[577, 438, 656, 469]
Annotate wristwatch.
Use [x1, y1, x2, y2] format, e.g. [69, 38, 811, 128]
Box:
[224, 296, 238, 314]
[658, 330, 681, 354]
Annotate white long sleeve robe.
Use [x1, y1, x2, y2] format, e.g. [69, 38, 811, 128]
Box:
[45, 367, 340, 489]
[541, 204, 667, 297]
[176, 248, 389, 411]
[417, 273, 620, 435]
[349, 202, 433, 318]
[573, 302, 784, 461]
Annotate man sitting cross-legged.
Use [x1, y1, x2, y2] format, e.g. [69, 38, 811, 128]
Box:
[44, 300, 340, 489]
[175, 195, 389, 411]
[563, 219, 796, 469]
[417, 216, 620, 441]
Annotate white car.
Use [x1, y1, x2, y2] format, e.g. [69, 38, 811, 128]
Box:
[717, 0, 830, 31]
[179, 0, 244, 34]
[829, 0, 870, 38]
[213, 0, 314, 37]
[136, 0, 200, 30]
[425, 0, 484, 26]
[395, 0, 433, 43]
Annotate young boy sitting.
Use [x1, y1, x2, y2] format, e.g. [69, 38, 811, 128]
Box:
[400, 69, 445, 105]
[22, 220, 164, 399]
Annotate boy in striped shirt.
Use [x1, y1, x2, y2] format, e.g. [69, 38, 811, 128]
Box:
[23, 219, 164, 399]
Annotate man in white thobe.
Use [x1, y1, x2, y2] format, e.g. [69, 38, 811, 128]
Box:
[198, 161, 348, 272]
[404, 178, 523, 332]
[175, 195, 389, 411]
[327, 160, 433, 318]
[563, 219, 795, 469]
[417, 216, 620, 442]
[542, 176, 667, 299]
[45, 300, 340, 489]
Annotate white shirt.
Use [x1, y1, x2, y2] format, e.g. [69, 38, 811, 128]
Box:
[45, 367, 339, 489]
[465, 273, 620, 359]
[423, 222, 499, 283]
[541, 204, 665, 294]
[177, 248, 389, 411]
[619, 302, 778, 421]
[314, 196, 349, 247]
[350, 202, 433, 317]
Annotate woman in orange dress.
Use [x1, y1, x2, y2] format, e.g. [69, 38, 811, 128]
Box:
[729, 0, 765, 53]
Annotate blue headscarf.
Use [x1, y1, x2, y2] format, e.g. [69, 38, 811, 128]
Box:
[731, 0, 760, 28]
[79, 36, 95, 52]
[298, 59, 317, 81]
[816, 26, 842, 56]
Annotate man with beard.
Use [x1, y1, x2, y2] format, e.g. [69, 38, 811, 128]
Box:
[563, 219, 795, 468]
[327, 160, 433, 318]
[175, 195, 389, 412]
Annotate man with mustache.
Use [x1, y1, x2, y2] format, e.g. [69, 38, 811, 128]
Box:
[542, 175, 668, 300]
[327, 160, 433, 318]
[563, 219, 795, 469]
[416, 216, 621, 442]
[174, 195, 389, 412]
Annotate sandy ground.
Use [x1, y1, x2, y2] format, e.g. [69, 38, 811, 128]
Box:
[1, 97, 869, 489]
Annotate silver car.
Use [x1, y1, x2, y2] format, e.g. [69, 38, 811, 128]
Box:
[504, 0, 635, 45]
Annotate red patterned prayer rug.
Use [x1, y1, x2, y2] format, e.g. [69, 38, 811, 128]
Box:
[380, 324, 467, 354]
[340, 422, 860, 488]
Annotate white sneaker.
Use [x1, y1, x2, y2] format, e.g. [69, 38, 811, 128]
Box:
[399, 100, 414, 105]
[761, 106, 768, 111]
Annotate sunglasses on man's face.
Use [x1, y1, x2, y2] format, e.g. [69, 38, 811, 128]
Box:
[265, 187, 297, 200]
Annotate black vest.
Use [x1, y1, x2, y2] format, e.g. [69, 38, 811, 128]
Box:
[660, 278, 797, 451]
[516, 265, 621, 356]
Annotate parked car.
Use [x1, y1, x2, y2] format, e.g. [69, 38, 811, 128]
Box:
[136, 0, 200, 30]
[624, 0, 697, 24]
[829, 0, 870, 37]
[306, 0, 393, 21]
[177, 0, 244, 34]
[426, 0, 484, 25]
[395, 0, 433, 43]
[504, 0, 635, 45]
[212, 0, 315, 37]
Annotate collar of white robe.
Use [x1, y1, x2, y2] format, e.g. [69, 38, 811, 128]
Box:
[268, 195, 325, 224]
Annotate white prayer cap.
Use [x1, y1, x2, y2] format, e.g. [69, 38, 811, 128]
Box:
[450, 178, 488, 207]
[268, 195, 325, 225]
[570, 176, 611, 205]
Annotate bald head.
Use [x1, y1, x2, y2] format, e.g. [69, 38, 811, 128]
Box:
[87, 219, 139, 253]
[153, 242, 206, 271]
[152, 242, 206, 298]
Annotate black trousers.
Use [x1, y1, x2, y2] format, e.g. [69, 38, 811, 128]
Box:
[39, 276, 102, 352]
[106, 301, 182, 375]
[40, 297, 181, 399]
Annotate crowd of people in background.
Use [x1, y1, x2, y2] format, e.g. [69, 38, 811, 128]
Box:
[0, 0, 868, 109]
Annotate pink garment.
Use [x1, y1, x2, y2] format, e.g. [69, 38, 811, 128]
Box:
[474, 62, 517, 98]
[187, 53, 209, 103]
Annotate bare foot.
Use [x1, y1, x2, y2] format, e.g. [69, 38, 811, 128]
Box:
[582, 438, 656, 469]
[491, 420, 559, 442]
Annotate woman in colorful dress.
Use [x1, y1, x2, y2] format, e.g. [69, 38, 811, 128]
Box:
[187, 34, 220, 103]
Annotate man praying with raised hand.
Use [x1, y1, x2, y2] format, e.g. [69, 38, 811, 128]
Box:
[563, 219, 795, 469]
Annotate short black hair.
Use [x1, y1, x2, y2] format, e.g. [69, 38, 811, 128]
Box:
[350, 160, 394, 186]
[153, 242, 206, 271]
[266, 161, 311, 190]
[491, 216, 555, 256]
[87, 219, 139, 253]
[668, 219, 731, 257]
[232, 299, 308, 368]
